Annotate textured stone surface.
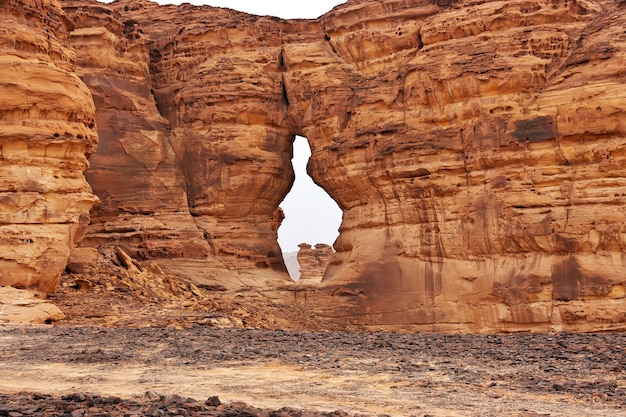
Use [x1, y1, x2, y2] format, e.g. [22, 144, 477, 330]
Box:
[0, 286, 65, 324]
[63, 1, 211, 267]
[67, 0, 626, 331]
[299, 0, 626, 332]
[61, 0, 293, 289]
[143, 3, 293, 278]
[297, 244, 334, 285]
[0, 0, 98, 292]
[2, 0, 625, 331]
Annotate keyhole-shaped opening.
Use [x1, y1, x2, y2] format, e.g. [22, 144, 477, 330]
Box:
[278, 136, 342, 280]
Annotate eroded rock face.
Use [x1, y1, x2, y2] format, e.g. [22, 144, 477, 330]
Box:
[295, 0, 626, 331]
[62, 1, 212, 271]
[60, 1, 293, 289]
[311, 0, 626, 332]
[138, 2, 294, 276]
[5, 0, 624, 331]
[0, 0, 98, 293]
[69, 0, 625, 331]
[297, 244, 334, 285]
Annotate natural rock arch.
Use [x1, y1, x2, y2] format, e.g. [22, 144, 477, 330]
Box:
[3, 0, 626, 332]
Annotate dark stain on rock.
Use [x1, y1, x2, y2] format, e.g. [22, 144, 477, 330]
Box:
[415, 168, 430, 178]
[472, 116, 507, 151]
[552, 256, 582, 301]
[553, 234, 579, 253]
[407, 185, 434, 199]
[434, 0, 456, 6]
[551, 256, 613, 302]
[423, 262, 442, 298]
[512, 116, 557, 143]
[354, 261, 404, 295]
[346, 259, 443, 299]
[493, 273, 549, 307]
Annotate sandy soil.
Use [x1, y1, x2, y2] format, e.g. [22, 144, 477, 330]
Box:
[2, 325, 626, 416]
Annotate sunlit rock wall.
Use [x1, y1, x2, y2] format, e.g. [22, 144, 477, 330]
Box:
[61, 0, 293, 288]
[0, 0, 98, 292]
[63, 1, 212, 272]
[3, 0, 619, 331]
[289, 0, 626, 332]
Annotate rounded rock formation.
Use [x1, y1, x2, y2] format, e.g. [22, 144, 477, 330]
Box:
[0, 0, 98, 292]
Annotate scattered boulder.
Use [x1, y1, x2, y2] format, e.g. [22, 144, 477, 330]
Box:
[0, 286, 64, 325]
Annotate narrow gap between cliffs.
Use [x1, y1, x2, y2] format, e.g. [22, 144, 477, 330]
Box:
[278, 136, 342, 281]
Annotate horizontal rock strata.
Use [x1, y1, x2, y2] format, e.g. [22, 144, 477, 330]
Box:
[2, 0, 625, 331]
[62, 0, 292, 289]
[0, 0, 98, 292]
[297, 244, 334, 285]
[66, 0, 626, 331]
[63, 1, 210, 268]
[297, 0, 626, 332]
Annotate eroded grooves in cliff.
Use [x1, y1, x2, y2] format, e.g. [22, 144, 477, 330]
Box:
[0, 0, 99, 293]
[16, 0, 624, 331]
[63, 0, 212, 278]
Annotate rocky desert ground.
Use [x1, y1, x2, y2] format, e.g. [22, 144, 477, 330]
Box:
[2, 0, 626, 414]
[2, 277, 626, 417]
[2, 324, 626, 416]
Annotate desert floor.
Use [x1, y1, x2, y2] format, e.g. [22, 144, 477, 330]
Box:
[2, 324, 626, 416]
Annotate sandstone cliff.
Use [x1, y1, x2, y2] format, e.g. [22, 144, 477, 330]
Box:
[62, 0, 292, 289]
[297, 0, 626, 332]
[104, 0, 626, 332]
[0, 0, 98, 292]
[2, 0, 626, 332]
[63, 1, 210, 269]
[297, 244, 334, 285]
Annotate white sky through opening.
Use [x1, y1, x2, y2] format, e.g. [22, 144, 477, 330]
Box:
[278, 137, 342, 255]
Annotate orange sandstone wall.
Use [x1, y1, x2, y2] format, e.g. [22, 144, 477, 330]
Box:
[2, 0, 626, 332]
[0, 0, 98, 292]
[67, 0, 626, 331]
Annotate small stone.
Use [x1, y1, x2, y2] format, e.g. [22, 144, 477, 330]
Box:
[205, 396, 221, 407]
[62, 393, 87, 402]
[145, 405, 164, 417]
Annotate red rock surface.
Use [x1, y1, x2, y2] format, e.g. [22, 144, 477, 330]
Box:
[61, 0, 293, 290]
[297, 243, 334, 285]
[62, 1, 212, 273]
[0, 0, 98, 292]
[2, 0, 626, 332]
[301, 0, 626, 332]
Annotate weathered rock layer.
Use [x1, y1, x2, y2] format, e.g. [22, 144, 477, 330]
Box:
[61, 0, 293, 289]
[300, 0, 626, 332]
[63, 1, 211, 270]
[297, 244, 334, 285]
[2, 0, 626, 331]
[0, 0, 98, 292]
